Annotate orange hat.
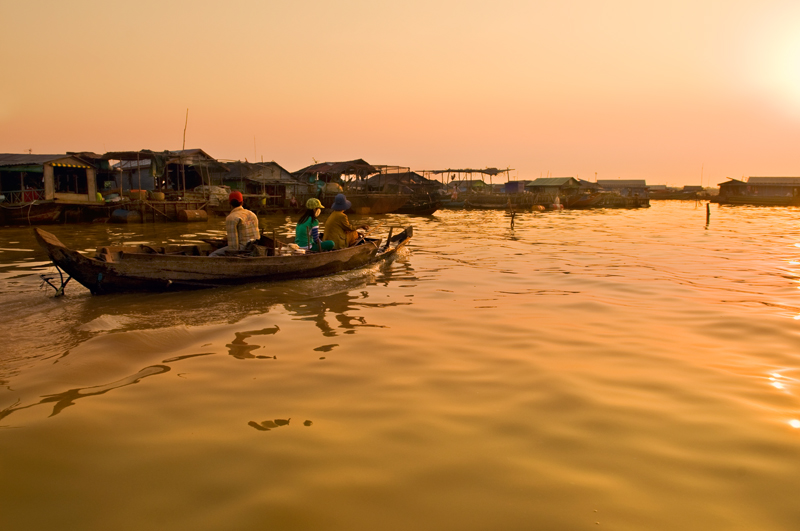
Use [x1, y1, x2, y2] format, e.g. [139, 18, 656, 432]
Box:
[229, 191, 243, 203]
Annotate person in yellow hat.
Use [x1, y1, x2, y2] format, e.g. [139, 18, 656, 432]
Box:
[295, 198, 334, 252]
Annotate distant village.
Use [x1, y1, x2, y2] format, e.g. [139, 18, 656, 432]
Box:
[0, 148, 794, 225]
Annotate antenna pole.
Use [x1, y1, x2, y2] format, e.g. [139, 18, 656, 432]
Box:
[182, 109, 188, 150]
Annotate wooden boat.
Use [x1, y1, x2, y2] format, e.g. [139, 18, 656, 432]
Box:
[440, 200, 466, 209]
[566, 192, 649, 209]
[319, 193, 409, 215]
[34, 226, 412, 295]
[565, 193, 605, 209]
[395, 197, 441, 216]
[1, 201, 63, 225]
[462, 193, 541, 211]
[464, 198, 512, 210]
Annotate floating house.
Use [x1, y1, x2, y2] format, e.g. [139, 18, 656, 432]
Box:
[576, 178, 601, 192]
[292, 159, 408, 214]
[98, 149, 229, 223]
[715, 176, 800, 205]
[650, 184, 705, 200]
[207, 160, 299, 213]
[597, 179, 649, 198]
[294, 159, 377, 184]
[447, 179, 488, 193]
[504, 180, 535, 193]
[365, 169, 444, 215]
[588, 179, 649, 208]
[365, 170, 441, 195]
[525, 177, 581, 199]
[422, 167, 513, 190]
[104, 149, 225, 197]
[0, 153, 110, 224]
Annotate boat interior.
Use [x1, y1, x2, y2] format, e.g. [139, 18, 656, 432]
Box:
[92, 234, 390, 261]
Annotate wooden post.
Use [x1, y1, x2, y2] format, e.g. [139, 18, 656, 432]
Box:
[384, 227, 393, 251]
[706, 202, 710, 224]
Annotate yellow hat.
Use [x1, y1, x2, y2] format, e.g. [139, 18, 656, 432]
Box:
[306, 198, 324, 209]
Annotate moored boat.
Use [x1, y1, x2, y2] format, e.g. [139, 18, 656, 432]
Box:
[395, 197, 441, 216]
[318, 193, 408, 215]
[34, 226, 412, 295]
[1, 201, 63, 224]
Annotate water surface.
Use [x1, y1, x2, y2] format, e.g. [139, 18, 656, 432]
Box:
[2, 202, 799, 530]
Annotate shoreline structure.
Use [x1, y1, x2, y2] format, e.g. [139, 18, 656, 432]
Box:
[3, 148, 785, 226]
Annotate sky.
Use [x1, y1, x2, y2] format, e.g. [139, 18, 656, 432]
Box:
[2, 0, 800, 186]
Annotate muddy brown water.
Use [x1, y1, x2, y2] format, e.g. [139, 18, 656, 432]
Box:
[2, 202, 800, 530]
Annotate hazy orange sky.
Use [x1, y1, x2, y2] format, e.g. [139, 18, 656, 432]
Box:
[2, 0, 799, 185]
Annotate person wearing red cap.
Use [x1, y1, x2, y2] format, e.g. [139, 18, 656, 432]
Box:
[210, 191, 260, 256]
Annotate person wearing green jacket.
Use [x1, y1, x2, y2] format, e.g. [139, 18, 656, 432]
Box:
[295, 198, 334, 252]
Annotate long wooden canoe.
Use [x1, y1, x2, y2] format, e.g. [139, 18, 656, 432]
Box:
[34, 226, 412, 295]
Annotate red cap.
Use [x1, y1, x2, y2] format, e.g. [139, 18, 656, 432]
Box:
[229, 191, 243, 203]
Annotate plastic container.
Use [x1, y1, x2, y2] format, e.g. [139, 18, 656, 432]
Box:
[127, 190, 148, 200]
[178, 209, 208, 222]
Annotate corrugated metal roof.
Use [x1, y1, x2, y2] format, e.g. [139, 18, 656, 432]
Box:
[366, 171, 438, 187]
[115, 159, 152, 170]
[449, 179, 487, 185]
[294, 159, 377, 178]
[0, 153, 74, 166]
[429, 168, 513, 176]
[747, 176, 800, 185]
[598, 179, 647, 187]
[220, 161, 294, 182]
[526, 177, 578, 186]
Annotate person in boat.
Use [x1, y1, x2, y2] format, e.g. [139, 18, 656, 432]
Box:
[210, 191, 260, 256]
[323, 193, 369, 249]
[296, 198, 334, 252]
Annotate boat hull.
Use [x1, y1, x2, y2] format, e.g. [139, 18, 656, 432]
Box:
[395, 199, 441, 216]
[1, 202, 63, 225]
[34, 227, 411, 295]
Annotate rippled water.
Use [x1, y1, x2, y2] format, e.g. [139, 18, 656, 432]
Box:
[2, 202, 800, 530]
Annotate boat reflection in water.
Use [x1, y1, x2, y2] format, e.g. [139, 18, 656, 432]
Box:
[0, 365, 171, 421]
[0, 258, 414, 425]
